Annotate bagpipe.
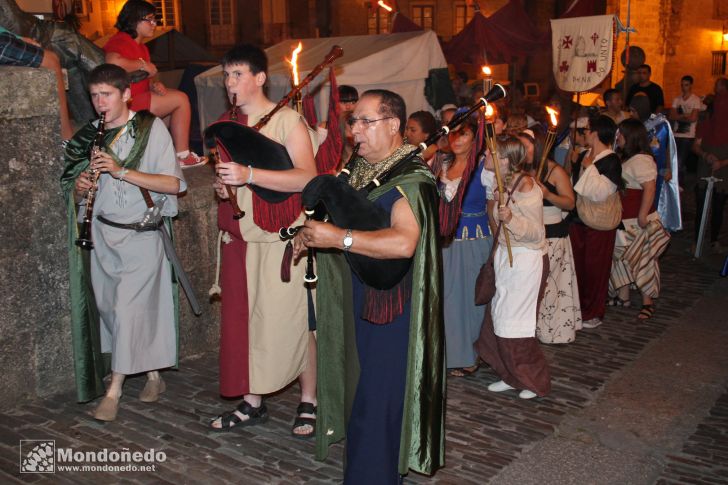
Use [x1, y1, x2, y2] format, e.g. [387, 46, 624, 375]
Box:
[281, 84, 508, 289]
[203, 45, 344, 219]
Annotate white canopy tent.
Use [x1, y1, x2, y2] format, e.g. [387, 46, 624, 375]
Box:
[194, 30, 448, 131]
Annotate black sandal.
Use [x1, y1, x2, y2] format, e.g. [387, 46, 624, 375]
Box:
[209, 400, 268, 432]
[291, 402, 317, 439]
[638, 304, 655, 320]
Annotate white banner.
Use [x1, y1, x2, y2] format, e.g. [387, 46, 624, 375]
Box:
[551, 15, 615, 92]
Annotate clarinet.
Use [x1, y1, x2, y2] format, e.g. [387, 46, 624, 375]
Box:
[75, 112, 106, 250]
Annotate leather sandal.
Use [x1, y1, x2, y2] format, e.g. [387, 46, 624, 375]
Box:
[638, 304, 655, 320]
[291, 402, 317, 439]
[209, 400, 269, 432]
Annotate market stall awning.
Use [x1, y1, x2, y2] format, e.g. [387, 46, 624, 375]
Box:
[443, 0, 543, 66]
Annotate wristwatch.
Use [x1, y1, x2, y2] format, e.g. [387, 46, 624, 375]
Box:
[343, 229, 353, 251]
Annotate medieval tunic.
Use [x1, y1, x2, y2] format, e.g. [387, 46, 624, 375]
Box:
[315, 153, 444, 481]
[60, 111, 184, 397]
[89, 114, 184, 375]
[475, 176, 551, 396]
[218, 106, 314, 396]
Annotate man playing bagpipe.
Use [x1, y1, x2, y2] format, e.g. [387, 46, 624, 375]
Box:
[294, 89, 445, 484]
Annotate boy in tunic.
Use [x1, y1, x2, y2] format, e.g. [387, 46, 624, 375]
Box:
[210, 44, 318, 437]
[61, 64, 185, 421]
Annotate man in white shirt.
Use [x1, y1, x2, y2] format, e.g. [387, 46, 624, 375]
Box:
[669, 75, 703, 187]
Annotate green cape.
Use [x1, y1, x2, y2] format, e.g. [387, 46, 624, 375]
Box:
[314, 159, 446, 475]
[60, 111, 179, 402]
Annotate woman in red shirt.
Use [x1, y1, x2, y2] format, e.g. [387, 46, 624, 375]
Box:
[104, 0, 205, 168]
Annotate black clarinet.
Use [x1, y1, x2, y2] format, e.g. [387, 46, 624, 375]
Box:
[75, 113, 106, 250]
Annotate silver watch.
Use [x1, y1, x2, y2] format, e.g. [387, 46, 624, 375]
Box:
[343, 229, 353, 251]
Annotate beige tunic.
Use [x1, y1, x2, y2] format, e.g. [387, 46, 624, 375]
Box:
[235, 106, 316, 394]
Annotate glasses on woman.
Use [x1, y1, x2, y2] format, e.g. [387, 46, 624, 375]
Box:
[141, 15, 158, 25]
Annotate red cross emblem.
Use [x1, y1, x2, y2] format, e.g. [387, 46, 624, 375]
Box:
[591, 32, 599, 45]
[562, 36, 573, 49]
[560, 61, 570, 73]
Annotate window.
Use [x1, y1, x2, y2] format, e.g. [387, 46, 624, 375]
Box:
[209, 0, 235, 46]
[153, 0, 178, 28]
[368, 3, 389, 34]
[712, 51, 727, 75]
[73, 0, 89, 17]
[411, 5, 434, 30]
[454, 4, 476, 34]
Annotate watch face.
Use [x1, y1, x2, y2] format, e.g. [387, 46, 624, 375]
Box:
[344, 236, 353, 247]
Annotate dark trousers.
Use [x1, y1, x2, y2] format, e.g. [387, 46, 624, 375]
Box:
[675, 137, 694, 187]
[569, 223, 617, 321]
[694, 185, 728, 243]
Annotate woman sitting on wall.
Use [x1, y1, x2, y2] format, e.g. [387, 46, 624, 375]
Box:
[104, 0, 205, 168]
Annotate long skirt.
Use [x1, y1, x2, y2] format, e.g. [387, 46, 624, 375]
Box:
[536, 236, 582, 344]
[569, 223, 616, 321]
[443, 236, 492, 368]
[474, 252, 551, 396]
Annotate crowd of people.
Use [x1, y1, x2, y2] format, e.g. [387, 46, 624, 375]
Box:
[22, 0, 725, 482]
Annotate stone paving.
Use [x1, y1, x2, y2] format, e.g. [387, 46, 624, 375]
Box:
[657, 387, 728, 485]
[1, 192, 727, 484]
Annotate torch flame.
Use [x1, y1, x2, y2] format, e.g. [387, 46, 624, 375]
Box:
[288, 42, 303, 86]
[545, 106, 559, 127]
[482, 66, 492, 76]
[378, 1, 393, 12]
[485, 104, 495, 119]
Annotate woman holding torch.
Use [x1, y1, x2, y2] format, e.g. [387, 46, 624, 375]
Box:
[474, 135, 551, 400]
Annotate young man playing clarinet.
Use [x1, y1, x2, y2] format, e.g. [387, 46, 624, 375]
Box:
[60, 64, 185, 420]
[209, 44, 319, 437]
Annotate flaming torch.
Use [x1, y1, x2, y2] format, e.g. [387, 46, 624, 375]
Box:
[482, 65, 492, 95]
[484, 119, 513, 267]
[377, 0, 393, 12]
[536, 106, 559, 182]
[288, 41, 303, 112]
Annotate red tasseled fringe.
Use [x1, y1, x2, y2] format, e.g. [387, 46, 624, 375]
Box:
[280, 241, 293, 282]
[438, 112, 485, 239]
[361, 271, 412, 324]
[252, 192, 303, 233]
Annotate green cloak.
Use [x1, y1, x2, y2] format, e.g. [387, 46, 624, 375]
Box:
[314, 158, 446, 476]
[60, 111, 179, 403]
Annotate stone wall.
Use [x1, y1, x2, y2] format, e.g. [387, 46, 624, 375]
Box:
[0, 66, 221, 411]
[608, 0, 725, 104]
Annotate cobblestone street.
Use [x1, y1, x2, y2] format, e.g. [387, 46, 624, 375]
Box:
[2, 202, 727, 484]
